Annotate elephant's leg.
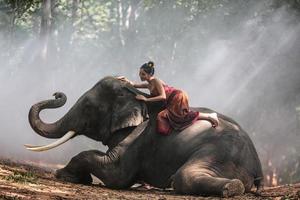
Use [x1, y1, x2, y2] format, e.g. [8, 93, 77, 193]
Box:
[172, 158, 245, 197]
[55, 149, 137, 188]
[55, 150, 104, 185]
[56, 121, 148, 187]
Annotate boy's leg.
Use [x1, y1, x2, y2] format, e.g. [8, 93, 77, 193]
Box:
[157, 110, 172, 135]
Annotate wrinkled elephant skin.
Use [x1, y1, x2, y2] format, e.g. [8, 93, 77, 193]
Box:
[28, 76, 263, 197]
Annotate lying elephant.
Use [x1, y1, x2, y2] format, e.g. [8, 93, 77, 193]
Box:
[27, 76, 263, 197]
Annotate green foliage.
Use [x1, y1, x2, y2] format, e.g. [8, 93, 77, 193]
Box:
[0, 194, 21, 200]
[15, 2, 40, 35]
[76, 0, 112, 39]
[4, 170, 38, 184]
[1, 0, 299, 42]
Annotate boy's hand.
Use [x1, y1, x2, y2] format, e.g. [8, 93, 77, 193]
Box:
[209, 113, 219, 128]
[117, 76, 133, 85]
[135, 95, 147, 101]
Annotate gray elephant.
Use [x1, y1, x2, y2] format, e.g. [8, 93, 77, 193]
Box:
[27, 76, 263, 197]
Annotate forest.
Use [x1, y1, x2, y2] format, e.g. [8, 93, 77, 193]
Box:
[0, 0, 300, 191]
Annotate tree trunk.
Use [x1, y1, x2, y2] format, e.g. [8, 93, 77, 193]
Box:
[69, 0, 80, 38]
[40, 0, 52, 62]
[117, 0, 125, 47]
[8, 0, 17, 56]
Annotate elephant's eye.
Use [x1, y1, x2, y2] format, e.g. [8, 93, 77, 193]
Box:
[117, 91, 126, 97]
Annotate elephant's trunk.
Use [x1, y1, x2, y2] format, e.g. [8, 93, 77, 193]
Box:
[28, 92, 70, 139]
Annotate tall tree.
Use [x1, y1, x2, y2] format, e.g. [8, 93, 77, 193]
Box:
[40, 0, 52, 62]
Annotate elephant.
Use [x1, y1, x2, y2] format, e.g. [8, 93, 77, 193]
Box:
[27, 76, 263, 197]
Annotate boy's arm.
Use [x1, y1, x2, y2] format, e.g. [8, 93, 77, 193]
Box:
[117, 76, 148, 88]
[132, 82, 148, 88]
[141, 78, 166, 102]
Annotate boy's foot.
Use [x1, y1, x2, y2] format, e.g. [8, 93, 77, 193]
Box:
[209, 113, 219, 128]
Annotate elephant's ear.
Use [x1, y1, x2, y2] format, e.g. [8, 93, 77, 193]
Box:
[111, 96, 149, 133]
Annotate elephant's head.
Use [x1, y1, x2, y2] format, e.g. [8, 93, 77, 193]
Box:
[26, 76, 149, 151]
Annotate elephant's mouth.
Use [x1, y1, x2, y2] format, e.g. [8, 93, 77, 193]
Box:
[24, 131, 76, 152]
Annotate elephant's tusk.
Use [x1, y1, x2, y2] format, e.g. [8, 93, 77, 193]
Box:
[24, 144, 40, 148]
[24, 131, 76, 152]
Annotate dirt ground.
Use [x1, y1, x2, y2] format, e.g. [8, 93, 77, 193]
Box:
[0, 158, 300, 200]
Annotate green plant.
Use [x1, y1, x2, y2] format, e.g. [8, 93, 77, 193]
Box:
[4, 170, 38, 184]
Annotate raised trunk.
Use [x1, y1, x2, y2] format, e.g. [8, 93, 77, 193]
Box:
[28, 92, 71, 139]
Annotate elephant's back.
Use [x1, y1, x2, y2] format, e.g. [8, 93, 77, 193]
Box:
[139, 117, 262, 188]
[155, 117, 242, 154]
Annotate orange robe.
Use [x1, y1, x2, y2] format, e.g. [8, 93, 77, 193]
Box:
[156, 85, 199, 135]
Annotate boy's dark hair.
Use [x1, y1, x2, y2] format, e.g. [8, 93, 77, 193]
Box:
[140, 61, 155, 75]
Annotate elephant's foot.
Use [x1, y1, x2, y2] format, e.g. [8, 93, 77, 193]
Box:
[55, 168, 92, 185]
[221, 179, 245, 197]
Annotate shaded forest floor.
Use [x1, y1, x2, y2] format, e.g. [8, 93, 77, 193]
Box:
[0, 158, 300, 200]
